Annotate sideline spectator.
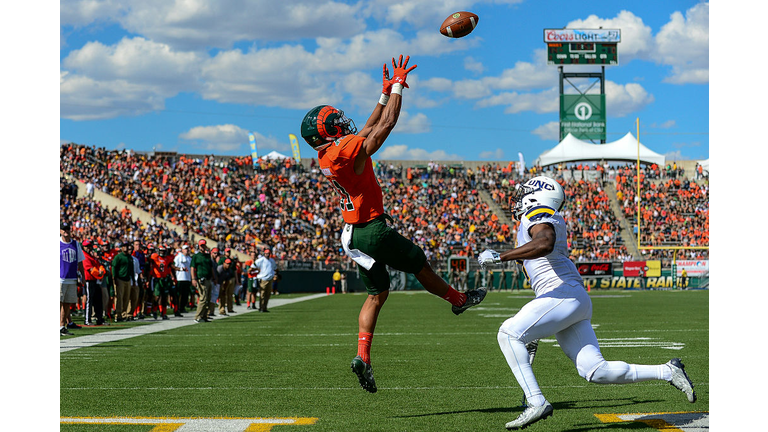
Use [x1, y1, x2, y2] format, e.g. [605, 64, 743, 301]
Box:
[60, 222, 84, 335]
[81, 239, 106, 325]
[209, 247, 221, 316]
[131, 246, 142, 319]
[150, 246, 174, 320]
[111, 242, 135, 322]
[191, 239, 216, 323]
[333, 269, 341, 293]
[174, 244, 193, 314]
[245, 260, 258, 310]
[253, 247, 276, 312]
[218, 247, 236, 314]
[132, 240, 148, 319]
[216, 259, 236, 315]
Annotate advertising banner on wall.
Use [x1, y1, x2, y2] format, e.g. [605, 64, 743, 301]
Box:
[623, 260, 661, 277]
[675, 260, 709, 277]
[577, 262, 613, 276]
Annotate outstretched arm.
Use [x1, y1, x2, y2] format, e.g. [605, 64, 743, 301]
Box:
[358, 64, 392, 139]
[500, 224, 556, 262]
[354, 55, 416, 175]
[478, 224, 556, 268]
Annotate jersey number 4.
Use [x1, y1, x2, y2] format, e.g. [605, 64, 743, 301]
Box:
[330, 180, 355, 212]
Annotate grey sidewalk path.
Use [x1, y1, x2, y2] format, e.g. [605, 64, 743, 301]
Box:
[60, 293, 328, 353]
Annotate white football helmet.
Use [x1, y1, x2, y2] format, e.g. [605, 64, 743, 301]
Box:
[511, 176, 565, 219]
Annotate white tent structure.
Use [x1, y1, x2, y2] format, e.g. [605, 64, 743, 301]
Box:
[535, 132, 665, 167]
[262, 150, 290, 160]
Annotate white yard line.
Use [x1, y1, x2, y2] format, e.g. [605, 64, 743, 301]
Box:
[60, 293, 327, 353]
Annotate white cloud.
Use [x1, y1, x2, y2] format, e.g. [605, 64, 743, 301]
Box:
[378, 144, 462, 161]
[179, 124, 288, 153]
[62, 37, 202, 90]
[478, 148, 505, 159]
[364, 0, 509, 28]
[532, 121, 560, 141]
[464, 56, 485, 74]
[476, 87, 560, 114]
[566, 10, 655, 64]
[651, 120, 677, 129]
[73, 0, 366, 50]
[58, 3, 478, 122]
[199, 29, 469, 111]
[394, 111, 431, 134]
[605, 81, 655, 117]
[60, 37, 204, 119]
[60, 71, 167, 120]
[424, 49, 556, 102]
[60, 0, 125, 27]
[179, 124, 250, 151]
[654, 2, 709, 84]
[564, 4, 709, 84]
[566, 3, 709, 84]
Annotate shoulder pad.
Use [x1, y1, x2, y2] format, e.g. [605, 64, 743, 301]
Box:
[524, 206, 556, 222]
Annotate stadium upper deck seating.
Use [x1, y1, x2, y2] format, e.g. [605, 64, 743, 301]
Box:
[61, 144, 708, 268]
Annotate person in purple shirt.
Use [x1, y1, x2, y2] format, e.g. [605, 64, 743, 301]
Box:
[60, 222, 84, 336]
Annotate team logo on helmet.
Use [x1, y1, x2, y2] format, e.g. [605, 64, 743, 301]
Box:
[511, 176, 565, 219]
[300, 105, 357, 150]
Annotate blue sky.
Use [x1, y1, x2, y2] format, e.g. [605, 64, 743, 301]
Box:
[58, 0, 710, 165]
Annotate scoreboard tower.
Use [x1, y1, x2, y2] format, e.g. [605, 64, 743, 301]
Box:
[544, 29, 621, 143]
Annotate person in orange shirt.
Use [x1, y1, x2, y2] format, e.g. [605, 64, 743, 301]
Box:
[150, 245, 176, 320]
[300, 55, 487, 394]
[81, 240, 106, 326]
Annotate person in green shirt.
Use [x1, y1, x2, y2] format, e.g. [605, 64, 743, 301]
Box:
[191, 239, 216, 323]
[111, 242, 135, 322]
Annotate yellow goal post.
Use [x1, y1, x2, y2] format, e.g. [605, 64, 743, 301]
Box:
[634, 118, 708, 285]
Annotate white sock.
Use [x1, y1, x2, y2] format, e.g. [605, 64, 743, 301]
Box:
[590, 361, 671, 384]
[498, 331, 547, 407]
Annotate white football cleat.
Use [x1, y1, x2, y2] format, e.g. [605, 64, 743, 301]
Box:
[667, 358, 696, 403]
[505, 402, 553, 430]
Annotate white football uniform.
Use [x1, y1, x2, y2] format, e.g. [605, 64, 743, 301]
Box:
[497, 205, 672, 408]
[515, 205, 582, 296]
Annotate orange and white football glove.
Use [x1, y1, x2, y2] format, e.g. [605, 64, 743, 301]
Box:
[382, 63, 392, 96]
[390, 54, 417, 90]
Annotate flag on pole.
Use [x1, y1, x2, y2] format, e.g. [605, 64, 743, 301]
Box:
[249, 132, 258, 167]
[289, 134, 301, 163]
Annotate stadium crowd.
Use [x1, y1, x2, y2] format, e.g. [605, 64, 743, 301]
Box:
[61, 143, 708, 296]
[614, 164, 709, 263]
[60, 191, 280, 332]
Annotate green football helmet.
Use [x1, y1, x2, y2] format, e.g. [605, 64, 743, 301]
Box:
[300, 105, 357, 150]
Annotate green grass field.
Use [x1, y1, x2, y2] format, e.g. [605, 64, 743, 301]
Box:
[60, 290, 708, 431]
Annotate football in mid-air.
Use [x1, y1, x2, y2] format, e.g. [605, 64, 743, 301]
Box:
[439, 11, 479, 38]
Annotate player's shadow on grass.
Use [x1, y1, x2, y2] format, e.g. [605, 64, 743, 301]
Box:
[390, 398, 656, 419]
[573, 397, 663, 409]
[390, 402, 575, 419]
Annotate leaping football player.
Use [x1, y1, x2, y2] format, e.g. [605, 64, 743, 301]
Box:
[478, 176, 696, 430]
[300, 55, 487, 394]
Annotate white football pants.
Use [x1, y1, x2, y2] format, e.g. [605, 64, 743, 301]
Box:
[497, 284, 671, 406]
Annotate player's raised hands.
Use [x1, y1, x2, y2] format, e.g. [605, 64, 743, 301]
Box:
[390, 55, 417, 89]
[382, 63, 392, 95]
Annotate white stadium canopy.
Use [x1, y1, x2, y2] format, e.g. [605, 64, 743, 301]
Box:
[262, 150, 290, 160]
[535, 132, 665, 167]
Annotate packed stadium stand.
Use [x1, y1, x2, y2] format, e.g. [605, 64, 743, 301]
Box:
[61, 143, 709, 271]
